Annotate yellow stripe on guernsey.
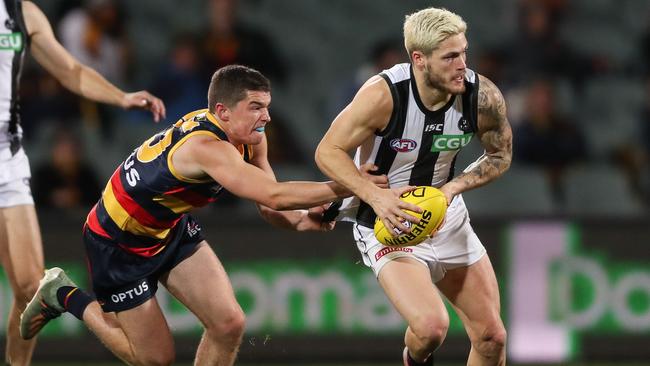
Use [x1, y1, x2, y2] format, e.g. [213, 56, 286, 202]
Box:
[137, 109, 210, 164]
[102, 181, 171, 239]
[180, 108, 223, 130]
[152, 194, 194, 214]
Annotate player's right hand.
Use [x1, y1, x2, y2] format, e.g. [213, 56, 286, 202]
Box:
[368, 186, 422, 235]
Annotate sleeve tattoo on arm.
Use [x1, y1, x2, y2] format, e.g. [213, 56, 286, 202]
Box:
[452, 75, 513, 192]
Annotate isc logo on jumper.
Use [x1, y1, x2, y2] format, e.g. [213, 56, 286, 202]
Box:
[187, 221, 201, 237]
[390, 138, 417, 152]
[0, 33, 22, 51]
[424, 123, 443, 133]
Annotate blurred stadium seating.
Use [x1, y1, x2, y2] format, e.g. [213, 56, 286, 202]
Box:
[22, 0, 650, 218]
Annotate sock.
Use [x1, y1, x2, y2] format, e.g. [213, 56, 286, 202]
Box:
[407, 350, 433, 366]
[56, 286, 93, 320]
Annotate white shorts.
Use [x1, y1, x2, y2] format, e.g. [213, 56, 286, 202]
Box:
[0, 146, 34, 207]
[353, 195, 485, 283]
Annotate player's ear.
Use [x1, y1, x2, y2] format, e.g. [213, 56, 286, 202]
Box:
[412, 51, 425, 69]
[214, 103, 230, 122]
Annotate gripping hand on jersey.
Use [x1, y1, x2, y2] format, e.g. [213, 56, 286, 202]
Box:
[369, 186, 422, 236]
[292, 205, 336, 232]
[359, 163, 389, 189]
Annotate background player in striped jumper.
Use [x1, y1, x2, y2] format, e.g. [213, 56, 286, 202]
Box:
[20, 65, 400, 366]
[316, 7, 512, 366]
[0, 1, 164, 364]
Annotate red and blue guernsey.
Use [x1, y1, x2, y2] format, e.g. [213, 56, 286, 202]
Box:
[85, 109, 252, 257]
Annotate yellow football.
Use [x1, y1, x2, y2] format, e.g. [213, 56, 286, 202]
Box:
[373, 186, 447, 247]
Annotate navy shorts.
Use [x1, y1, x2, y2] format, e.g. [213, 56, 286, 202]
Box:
[83, 215, 205, 313]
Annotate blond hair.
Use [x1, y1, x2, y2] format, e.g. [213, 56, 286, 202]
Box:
[403, 7, 467, 58]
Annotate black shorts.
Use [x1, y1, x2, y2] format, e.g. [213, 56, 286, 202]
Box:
[83, 215, 205, 313]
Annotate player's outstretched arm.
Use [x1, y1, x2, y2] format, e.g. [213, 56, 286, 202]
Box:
[22, 1, 165, 122]
[243, 133, 334, 231]
[174, 134, 352, 211]
[253, 166, 389, 232]
[439, 74, 512, 202]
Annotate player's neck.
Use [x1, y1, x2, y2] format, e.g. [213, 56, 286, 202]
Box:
[413, 71, 452, 111]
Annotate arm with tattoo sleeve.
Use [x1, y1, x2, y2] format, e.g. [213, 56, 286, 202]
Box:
[439, 75, 512, 202]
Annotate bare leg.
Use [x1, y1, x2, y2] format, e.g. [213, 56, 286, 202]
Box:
[81, 302, 135, 364]
[80, 297, 175, 366]
[21, 267, 177, 365]
[5, 302, 36, 366]
[378, 257, 449, 362]
[161, 242, 245, 366]
[0, 205, 44, 366]
[437, 255, 506, 366]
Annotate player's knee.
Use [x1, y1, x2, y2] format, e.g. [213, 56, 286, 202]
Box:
[410, 313, 449, 349]
[206, 307, 246, 342]
[13, 276, 40, 305]
[222, 310, 246, 341]
[473, 325, 507, 357]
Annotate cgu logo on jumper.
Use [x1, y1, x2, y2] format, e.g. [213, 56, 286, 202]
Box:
[0, 33, 22, 51]
[430, 133, 473, 152]
[390, 138, 417, 152]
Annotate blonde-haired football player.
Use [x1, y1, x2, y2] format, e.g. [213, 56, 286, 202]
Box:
[317, 7, 511, 366]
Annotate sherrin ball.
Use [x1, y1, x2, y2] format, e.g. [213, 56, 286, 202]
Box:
[373, 186, 447, 247]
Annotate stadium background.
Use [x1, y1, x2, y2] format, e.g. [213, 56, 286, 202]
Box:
[3, 0, 650, 364]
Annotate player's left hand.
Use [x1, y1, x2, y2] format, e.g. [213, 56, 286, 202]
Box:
[122, 91, 166, 122]
[295, 205, 336, 232]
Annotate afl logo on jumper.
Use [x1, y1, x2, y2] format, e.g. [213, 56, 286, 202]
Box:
[390, 138, 417, 152]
